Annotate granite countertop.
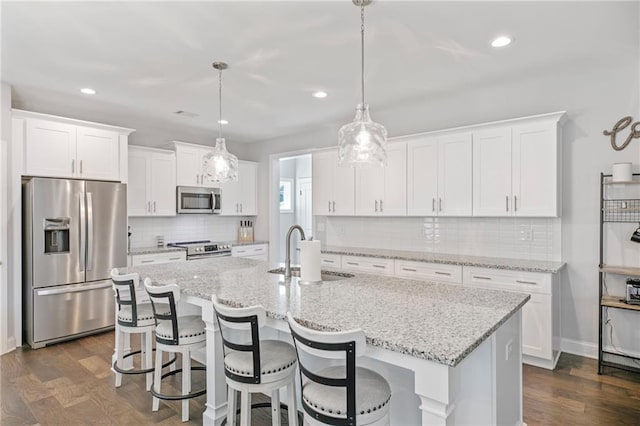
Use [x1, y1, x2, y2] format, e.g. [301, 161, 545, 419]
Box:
[322, 245, 565, 274]
[129, 246, 186, 256]
[126, 257, 529, 367]
[227, 240, 269, 247]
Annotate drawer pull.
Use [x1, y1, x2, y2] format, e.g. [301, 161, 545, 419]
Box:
[322, 259, 335, 264]
[402, 267, 417, 272]
[473, 275, 492, 280]
[373, 265, 386, 269]
[236, 250, 247, 254]
[169, 257, 182, 261]
[140, 260, 154, 264]
[346, 262, 358, 266]
[435, 271, 452, 276]
[516, 280, 537, 285]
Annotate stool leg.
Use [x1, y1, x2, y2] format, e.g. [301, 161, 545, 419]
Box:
[182, 349, 190, 422]
[227, 386, 237, 426]
[240, 391, 251, 426]
[144, 330, 153, 391]
[271, 389, 281, 426]
[152, 347, 162, 412]
[287, 379, 298, 426]
[114, 327, 123, 388]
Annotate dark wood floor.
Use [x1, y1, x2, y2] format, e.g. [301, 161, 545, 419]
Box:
[2, 331, 640, 425]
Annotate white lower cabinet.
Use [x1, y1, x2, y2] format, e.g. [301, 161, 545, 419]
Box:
[394, 260, 462, 284]
[463, 266, 559, 369]
[231, 243, 268, 260]
[341, 256, 394, 275]
[130, 251, 186, 266]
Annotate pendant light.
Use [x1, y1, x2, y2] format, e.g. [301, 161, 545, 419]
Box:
[338, 0, 387, 167]
[203, 61, 239, 183]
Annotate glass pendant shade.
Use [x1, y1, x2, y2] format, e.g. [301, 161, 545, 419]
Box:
[338, 104, 387, 167]
[203, 137, 238, 183]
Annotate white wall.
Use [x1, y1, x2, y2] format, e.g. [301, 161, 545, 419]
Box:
[0, 82, 13, 354]
[244, 4, 640, 351]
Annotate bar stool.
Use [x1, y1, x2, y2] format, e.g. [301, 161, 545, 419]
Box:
[212, 295, 298, 426]
[111, 268, 158, 390]
[286, 313, 391, 426]
[144, 278, 206, 422]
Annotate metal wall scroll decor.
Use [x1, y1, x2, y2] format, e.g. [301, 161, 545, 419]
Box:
[603, 116, 640, 151]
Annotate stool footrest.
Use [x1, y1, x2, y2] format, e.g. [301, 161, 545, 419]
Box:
[150, 366, 207, 401]
[113, 349, 177, 375]
[220, 402, 303, 426]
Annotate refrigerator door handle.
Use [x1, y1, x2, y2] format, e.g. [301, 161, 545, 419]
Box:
[36, 281, 112, 296]
[86, 192, 94, 271]
[79, 191, 86, 272]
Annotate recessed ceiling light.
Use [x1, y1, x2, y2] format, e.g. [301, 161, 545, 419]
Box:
[491, 36, 512, 48]
[80, 88, 96, 95]
[312, 91, 328, 99]
[218, 119, 229, 125]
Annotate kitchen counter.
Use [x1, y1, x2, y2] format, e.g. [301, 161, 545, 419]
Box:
[225, 240, 269, 247]
[322, 245, 565, 274]
[127, 256, 528, 367]
[128, 246, 186, 255]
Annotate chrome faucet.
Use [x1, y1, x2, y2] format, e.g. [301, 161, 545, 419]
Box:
[285, 224, 306, 279]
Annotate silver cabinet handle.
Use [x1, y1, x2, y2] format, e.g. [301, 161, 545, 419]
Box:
[432, 198, 435, 212]
[346, 262, 358, 266]
[240, 203, 243, 213]
[169, 257, 182, 261]
[373, 264, 386, 269]
[375, 200, 378, 212]
[153, 201, 156, 213]
[80, 160, 83, 174]
[322, 259, 335, 264]
[328, 201, 331, 212]
[236, 250, 247, 254]
[506, 195, 509, 212]
[79, 191, 86, 272]
[380, 200, 383, 212]
[140, 259, 154, 264]
[332, 201, 335, 212]
[147, 201, 151, 213]
[402, 267, 417, 272]
[72, 159, 75, 174]
[435, 271, 451, 276]
[473, 275, 492, 280]
[37, 281, 111, 296]
[516, 280, 537, 285]
[236, 203, 239, 213]
[86, 192, 94, 271]
[514, 196, 518, 212]
[196, 174, 200, 185]
[439, 198, 442, 212]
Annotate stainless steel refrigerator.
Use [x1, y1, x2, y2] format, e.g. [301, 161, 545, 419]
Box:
[23, 178, 127, 348]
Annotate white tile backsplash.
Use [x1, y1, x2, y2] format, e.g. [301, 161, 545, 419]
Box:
[128, 216, 253, 248]
[315, 216, 562, 261]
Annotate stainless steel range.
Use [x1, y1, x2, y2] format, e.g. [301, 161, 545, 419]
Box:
[167, 240, 232, 260]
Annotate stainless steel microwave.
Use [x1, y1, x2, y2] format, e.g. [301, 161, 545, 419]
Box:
[177, 186, 221, 214]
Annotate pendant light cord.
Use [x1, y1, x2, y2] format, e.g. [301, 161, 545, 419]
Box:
[218, 68, 223, 139]
[360, 2, 365, 108]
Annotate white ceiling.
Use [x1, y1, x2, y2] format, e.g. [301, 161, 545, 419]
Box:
[2, 1, 637, 145]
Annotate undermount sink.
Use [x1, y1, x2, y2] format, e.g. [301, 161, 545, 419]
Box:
[267, 267, 354, 282]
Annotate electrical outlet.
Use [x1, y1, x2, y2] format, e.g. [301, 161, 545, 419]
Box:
[520, 225, 533, 241]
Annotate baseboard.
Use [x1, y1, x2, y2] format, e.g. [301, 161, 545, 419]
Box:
[0, 336, 16, 355]
[560, 338, 598, 359]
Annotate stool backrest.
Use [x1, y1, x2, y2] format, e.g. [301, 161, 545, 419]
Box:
[212, 295, 266, 384]
[111, 268, 140, 327]
[287, 312, 366, 426]
[143, 278, 181, 345]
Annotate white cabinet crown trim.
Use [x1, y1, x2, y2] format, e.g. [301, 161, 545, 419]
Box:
[12, 109, 135, 135]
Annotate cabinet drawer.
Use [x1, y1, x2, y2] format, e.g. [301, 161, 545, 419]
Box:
[130, 251, 186, 266]
[320, 254, 342, 269]
[463, 266, 551, 295]
[394, 260, 462, 284]
[341, 256, 394, 275]
[232, 244, 268, 259]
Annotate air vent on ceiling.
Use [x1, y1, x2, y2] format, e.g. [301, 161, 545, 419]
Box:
[174, 110, 199, 118]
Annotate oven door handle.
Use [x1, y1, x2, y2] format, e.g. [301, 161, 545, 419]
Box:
[187, 253, 232, 260]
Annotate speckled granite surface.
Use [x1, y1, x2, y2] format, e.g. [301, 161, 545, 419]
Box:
[128, 246, 186, 256]
[322, 245, 565, 274]
[126, 257, 529, 367]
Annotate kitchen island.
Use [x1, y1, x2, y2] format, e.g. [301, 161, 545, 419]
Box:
[127, 257, 529, 426]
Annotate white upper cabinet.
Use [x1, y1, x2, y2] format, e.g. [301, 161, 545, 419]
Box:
[407, 133, 471, 216]
[473, 114, 564, 217]
[312, 149, 355, 216]
[17, 110, 133, 181]
[355, 142, 407, 216]
[220, 161, 258, 216]
[127, 146, 176, 217]
[173, 142, 217, 188]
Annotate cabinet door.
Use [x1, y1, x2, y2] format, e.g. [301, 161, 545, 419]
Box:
[381, 142, 407, 216]
[355, 166, 384, 215]
[512, 123, 558, 217]
[127, 148, 150, 216]
[150, 152, 176, 216]
[239, 162, 257, 215]
[438, 133, 472, 216]
[407, 137, 438, 216]
[76, 127, 120, 181]
[332, 160, 355, 216]
[24, 118, 76, 178]
[220, 177, 241, 215]
[312, 151, 334, 215]
[522, 293, 552, 359]
[472, 127, 512, 216]
[175, 145, 201, 187]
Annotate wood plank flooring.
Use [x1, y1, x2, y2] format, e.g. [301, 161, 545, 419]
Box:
[2, 331, 640, 425]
